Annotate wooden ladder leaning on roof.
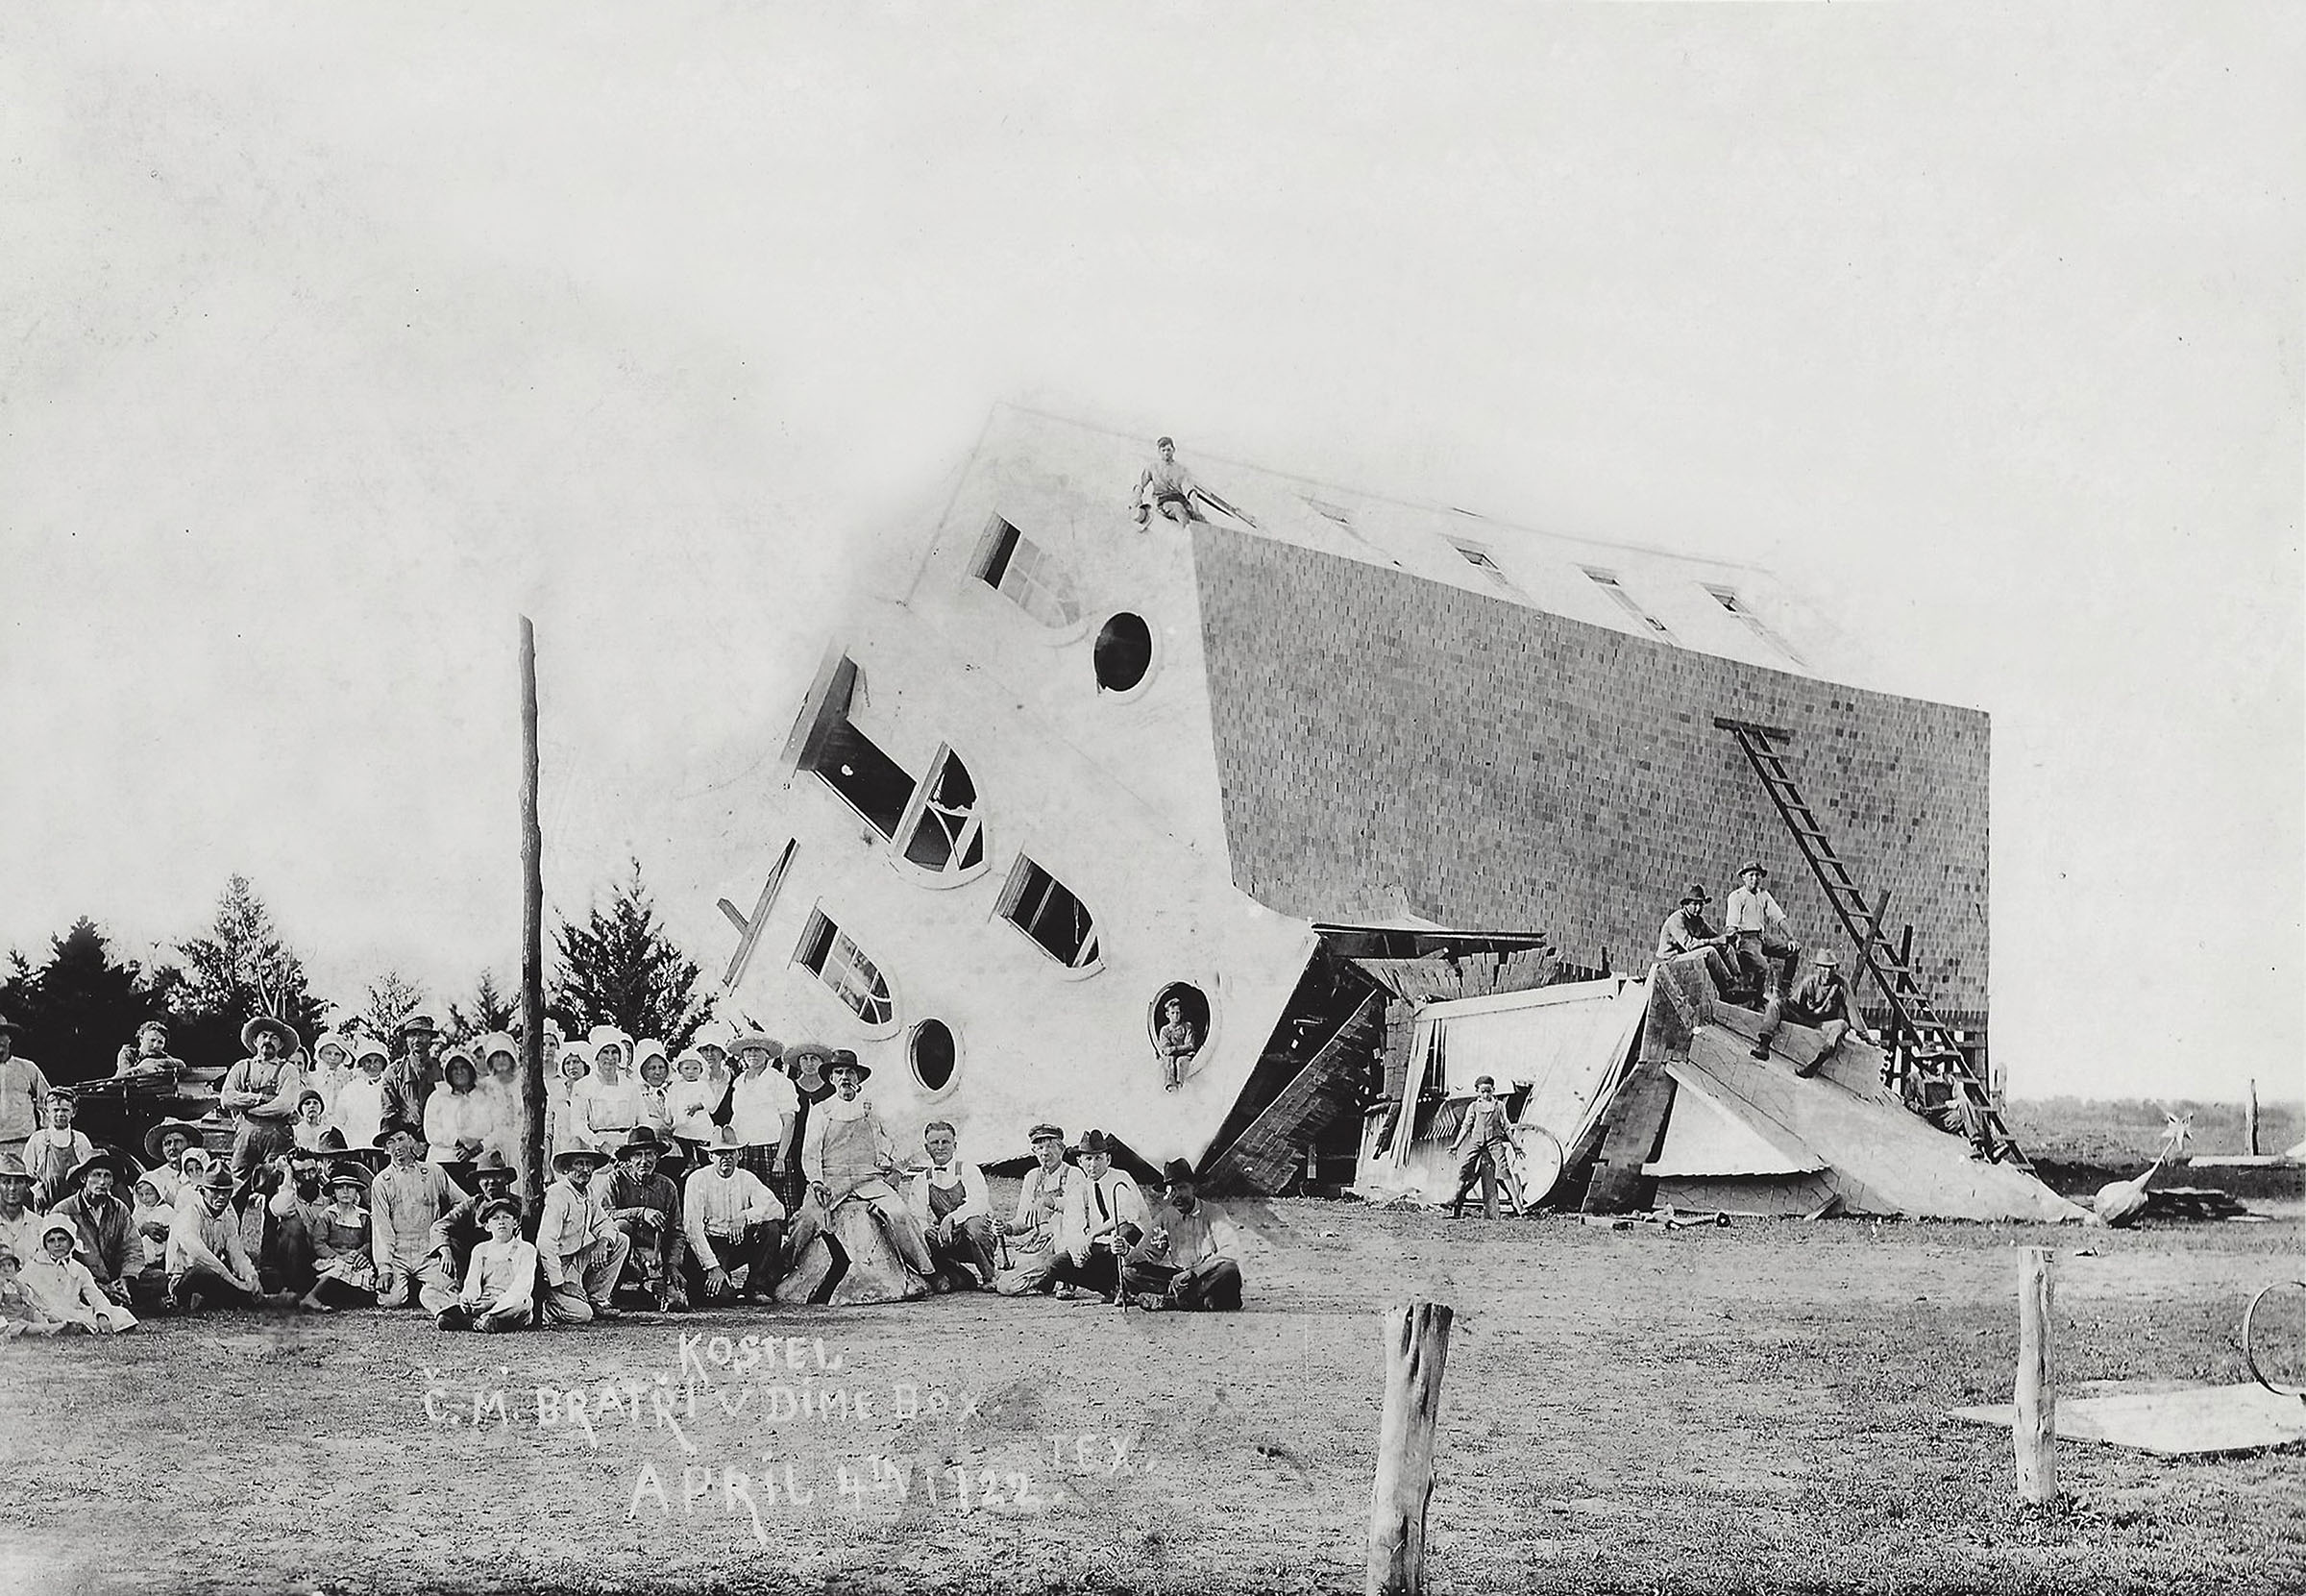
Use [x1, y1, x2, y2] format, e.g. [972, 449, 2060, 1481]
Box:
[1713, 716, 2028, 1169]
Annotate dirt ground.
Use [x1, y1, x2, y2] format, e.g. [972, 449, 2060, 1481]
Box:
[2, 1199, 2300, 1596]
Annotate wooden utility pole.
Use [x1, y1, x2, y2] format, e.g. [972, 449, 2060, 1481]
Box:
[2245, 1078, 2260, 1157]
[1368, 1300, 1454, 1596]
[2015, 1247, 2057, 1506]
[518, 617, 547, 1212]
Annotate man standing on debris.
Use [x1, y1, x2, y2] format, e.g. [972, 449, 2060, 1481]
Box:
[1763, 949, 1869, 1074]
[1656, 883, 1738, 994]
[1724, 862, 1800, 1052]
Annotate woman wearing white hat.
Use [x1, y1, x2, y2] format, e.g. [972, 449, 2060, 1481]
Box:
[332, 1040, 393, 1154]
[576, 1026, 643, 1147]
[424, 1046, 489, 1172]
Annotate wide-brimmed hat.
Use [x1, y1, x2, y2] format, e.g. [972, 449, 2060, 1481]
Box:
[691, 1019, 733, 1051]
[551, 1142, 606, 1171]
[782, 1043, 833, 1092]
[0, 1153, 33, 1185]
[1078, 1129, 1112, 1156]
[317, 1128, 349, 1153]
[827, 1048, 867, 1082]
[1160, 1159, 1197, 1187]
[67, 1149, 135, 1190]
[586, 1024, 632, 1057]
[375, 1117, 421, 1148]
[1812, 948, 1840, 969]
[478, 1196, 523, 1224]
[352, 1038, 391, 1067]
[1028, 1122, 1065, 1144]
[399, 1013, 438, 1037]
[327, 1162, 371, 1194]
[1680, 883, 1710, 905]
[241, 1015, 300, 1053]
[142, 1118, 209, 1165]
[699, 1125, 743, 1156]
[195, 1165, 236, 1196]
[730, 1030, 783, 1059]
[0, 1013, 25, 1037]
[615, 1125, 666, 1159]
[477, 1031, 520, 1065]
[1739, 860, 1767, 878]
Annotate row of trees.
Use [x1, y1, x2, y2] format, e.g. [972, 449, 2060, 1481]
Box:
[0, 863, 713, 1086]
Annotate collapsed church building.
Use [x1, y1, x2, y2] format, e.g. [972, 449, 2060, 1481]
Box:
[700, 405, 2080, 1223]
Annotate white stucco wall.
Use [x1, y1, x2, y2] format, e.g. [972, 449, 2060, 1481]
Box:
[710, 602, 1318, 1168]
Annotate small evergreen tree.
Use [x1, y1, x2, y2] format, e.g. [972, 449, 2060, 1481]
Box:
[550, 859, 708, 1052]
[447, 970, 519, 1043]
[362, 972, 426, 1055]
[10, 919, 176, 1084]
[173, 875, 330, 1063]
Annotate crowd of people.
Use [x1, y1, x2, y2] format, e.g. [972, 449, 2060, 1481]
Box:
[0, 1007, 1243, 1338]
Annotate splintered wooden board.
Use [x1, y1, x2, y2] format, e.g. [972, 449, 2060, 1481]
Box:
[1950, 1383, 2306, 1456]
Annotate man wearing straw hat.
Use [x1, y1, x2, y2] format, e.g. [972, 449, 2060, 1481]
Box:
[682, 1126, 785, 1305]
[220, 1016, 307, 1191]
[796, 1052, 932, 1280]
[1723, 861, 1801, 1023]
[0, 1013, 52, 1164]
[1762, 947, 1869, 1073]
[165, 1165, 265, 1311]
[536, 1141, 629, 1323]
[1656, 882, 1739, 994]
[50, 1149, 138, 1306]
[368, 1118, 469, 1310]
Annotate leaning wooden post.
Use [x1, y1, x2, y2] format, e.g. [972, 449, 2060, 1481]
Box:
[517, 617, 548, 1215]
[2245, 1079, 2260, 1157]
[1368, 1300, 1453, 1596]
[2014, 1247, 2056, 1506]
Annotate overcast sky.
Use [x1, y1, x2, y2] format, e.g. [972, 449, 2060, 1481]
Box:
[2, 6, 2298, 1103]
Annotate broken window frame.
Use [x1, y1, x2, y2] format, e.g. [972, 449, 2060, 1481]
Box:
[994, 855, 1103, 974]
[890, 744, 989, 885]
[1581, 567, 1678, 643]
[794, 906, 897, 1031]
[1705, 585, 1808, 669]
[972, 515, 1082, 629]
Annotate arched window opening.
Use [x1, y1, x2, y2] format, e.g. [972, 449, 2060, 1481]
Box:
[901, 749, 986, 875]
[909, 1019, 957, 1093]
[995, 856, 1101, 970]
[1149, 982, 1211, 1090]
[1093, 613, 1154, 694]
[796, 907, 895, 1027]
[974, 517, 1081, 628]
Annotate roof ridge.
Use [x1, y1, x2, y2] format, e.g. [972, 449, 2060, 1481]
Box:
[991, 399, 1776, 574]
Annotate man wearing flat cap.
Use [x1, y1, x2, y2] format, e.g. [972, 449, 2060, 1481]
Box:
[997, 1121, 1080, 1295]
[1121, 1161, 1243, 1312]
[0, 1013, 53, 1165]
[219, 1016, 308, 1192]
[1762, 948, 1869, 1073]
[1656, 883, 1739, 995]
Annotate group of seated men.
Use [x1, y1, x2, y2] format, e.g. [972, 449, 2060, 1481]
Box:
[0, 1019, 1244, 1338]
[1656, 861, 2004, 1159]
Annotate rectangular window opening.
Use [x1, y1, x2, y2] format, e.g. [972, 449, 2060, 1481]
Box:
[1452, 540, 1524, 598]
[1706, 586, 1807, 668]
[996, 856, 1100, 969]
[793, 658, 918, 840]
[1582, 567, 1677, 642]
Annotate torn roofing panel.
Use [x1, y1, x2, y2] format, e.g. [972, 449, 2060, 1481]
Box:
[1648, 1063, 1828, 1177]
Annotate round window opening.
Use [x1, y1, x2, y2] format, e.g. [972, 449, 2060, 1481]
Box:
[1148, 982, 1211, 1089]
[1093, 613, 1154, 694]
[910, 1019, 957, 1093]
